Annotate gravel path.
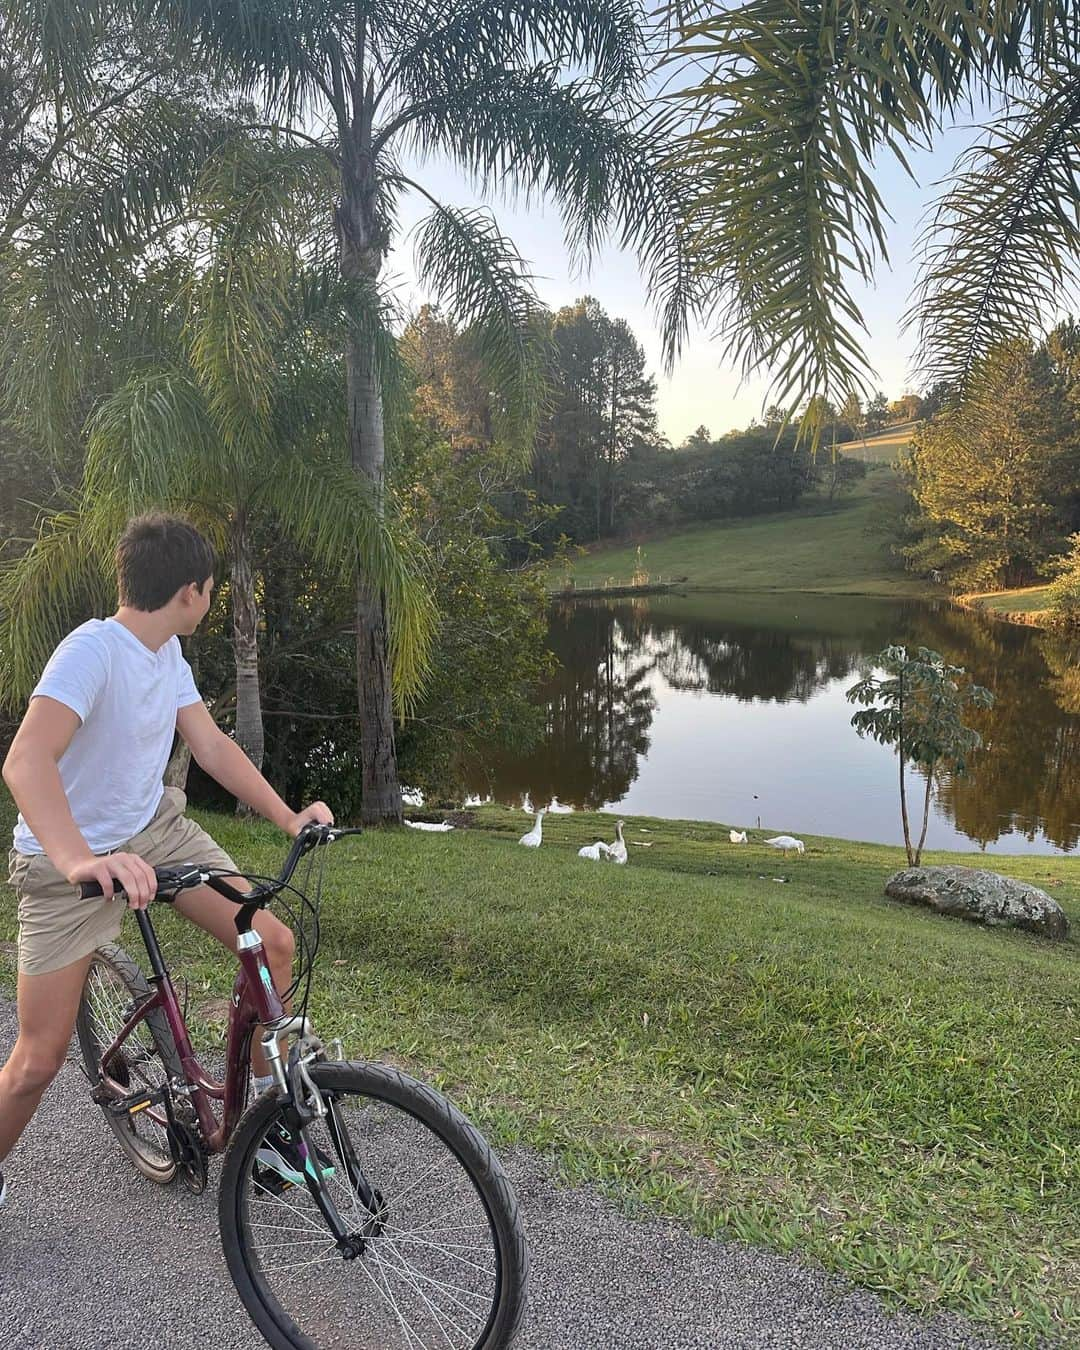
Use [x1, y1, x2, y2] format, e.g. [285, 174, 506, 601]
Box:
[0, 997, 1004, 1350]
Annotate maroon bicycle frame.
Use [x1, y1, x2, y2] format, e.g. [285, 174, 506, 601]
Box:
[91, 889, 285, 1154]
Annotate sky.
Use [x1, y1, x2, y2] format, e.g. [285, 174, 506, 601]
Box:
[382, 115, 990, 447]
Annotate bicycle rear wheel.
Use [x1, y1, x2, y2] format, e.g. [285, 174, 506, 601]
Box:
[75, 944, 182, 1184]
[219, 1060, 528, 1350]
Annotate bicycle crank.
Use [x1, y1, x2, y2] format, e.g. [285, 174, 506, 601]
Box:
[167, 1118, 208, 1194]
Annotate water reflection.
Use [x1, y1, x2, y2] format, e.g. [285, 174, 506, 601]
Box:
[468, 602, 657, 807]
[466, 594, 1080, 854]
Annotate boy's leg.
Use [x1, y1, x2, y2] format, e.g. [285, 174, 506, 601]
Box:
[172, 885, 295, 1079]
[0, 954, 95, 1163]
[129, 787, 294, 1080]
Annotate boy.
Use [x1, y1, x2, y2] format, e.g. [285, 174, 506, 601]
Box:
[0, 513, 333, 1205]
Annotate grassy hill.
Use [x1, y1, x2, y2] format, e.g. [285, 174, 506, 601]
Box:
[565, 471, 926, 597]
[961, 586, 1051, 624]
[3, 791, 1075, 1346]
[843, 419, 919, 465]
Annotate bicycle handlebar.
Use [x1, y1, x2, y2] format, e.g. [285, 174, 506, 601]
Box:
[77, 822, 363, 902]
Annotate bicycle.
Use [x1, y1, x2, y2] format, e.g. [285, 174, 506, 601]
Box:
[75, 822, 528, 1350]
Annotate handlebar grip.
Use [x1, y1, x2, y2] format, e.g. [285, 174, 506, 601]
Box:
[78, 863, 203, 901]
[79, 878, 124, 900]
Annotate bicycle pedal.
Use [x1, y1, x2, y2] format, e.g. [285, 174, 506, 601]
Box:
[105, 1087, 165, 1117]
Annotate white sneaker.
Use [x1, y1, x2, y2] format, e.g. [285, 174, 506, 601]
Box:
[0, 1169, 7, 1207]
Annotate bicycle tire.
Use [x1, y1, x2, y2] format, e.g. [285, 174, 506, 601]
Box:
[75, 944, 182, 1185]
[219, 1059, 529, 1350]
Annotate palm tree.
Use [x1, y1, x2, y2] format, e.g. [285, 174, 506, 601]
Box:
[662, 0, 1080, 417]
[0, 1, 235, 463]
[157, 0, 699, 821]
[0, 138, 434, 803]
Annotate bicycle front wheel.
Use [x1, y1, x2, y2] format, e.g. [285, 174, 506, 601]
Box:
[219, 1059, 528, 1350]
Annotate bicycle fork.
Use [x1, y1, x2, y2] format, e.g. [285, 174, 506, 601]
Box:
[240, 930, 384, 1257]
[275, 1042, 386, 1257]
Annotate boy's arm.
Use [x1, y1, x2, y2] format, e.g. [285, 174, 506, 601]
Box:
[2, 698, 159, 906]
[176, 701, 333, 834]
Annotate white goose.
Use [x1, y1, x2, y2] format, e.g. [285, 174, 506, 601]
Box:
[604, 820, 628, 865]
[729, 829, 748, 844]
[578, 840, 613, 861]
[518, 809, 545, 848]
[765, 834, 805, 856]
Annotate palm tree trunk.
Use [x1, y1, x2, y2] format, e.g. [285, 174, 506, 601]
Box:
[166, 644, 199, 788]
[338, 117, 403, 826]
[231, 511, 264, 800]
[164, 740, 192, 789]
[348, 336, 402, 824]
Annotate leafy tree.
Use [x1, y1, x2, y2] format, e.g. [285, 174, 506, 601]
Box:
[817, 453, 866, 504]
[160, 0, 697, 822]
[848, 646, 994, 864]
[681, 424, 713, 453]
[761, 405, 790, 430]
[531, 297, 661, 541]
[683, 426, 815, 518]
[400, 304, 498, 456]
[664, 0, 1080, 414]
[864, 392, 889, 434]
[1045, 533, 1080, 627]
[920, 380, 955, 420]
[393, 428, 555, 798]
[903, 341, 1068, 589]
[601, 316, 659, 534]
[838, 391, 863, 439]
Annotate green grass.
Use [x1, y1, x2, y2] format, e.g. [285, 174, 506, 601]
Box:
[964, 587, 1051, 618]
[845, 421, 918, 465]
[565, 473, 926, 596]
[3, 793, 1076, 1345]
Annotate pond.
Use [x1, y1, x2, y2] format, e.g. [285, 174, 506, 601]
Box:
[464, 593, 1080, 854]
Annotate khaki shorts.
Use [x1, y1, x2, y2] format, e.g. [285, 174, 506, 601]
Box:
[8, 786, 237, 976]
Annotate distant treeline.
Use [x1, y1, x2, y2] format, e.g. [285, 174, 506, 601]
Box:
[408, 296, 933, 549]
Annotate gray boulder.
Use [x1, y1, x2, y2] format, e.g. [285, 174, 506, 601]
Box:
[884, 866, 1069, 940]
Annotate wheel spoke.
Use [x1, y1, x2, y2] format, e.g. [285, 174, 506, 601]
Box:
[79, 957, 175, 1171]
[228, 1070, 518, 1350]
[368, 1241, 470, 1348]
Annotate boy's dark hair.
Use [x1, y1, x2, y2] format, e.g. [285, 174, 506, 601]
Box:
[116, 514, 214, 611]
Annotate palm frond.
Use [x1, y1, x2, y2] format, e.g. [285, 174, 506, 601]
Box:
[388, 65, 700, 370]
[0, 511, 112, 708]
[155, 0, 354, 120]
[7, 0, 104, 109]
[286, 261, 413, 439]
[661, 0, 1080, 420]
[411, 203, 551, 460]
[383, 0, 647, 105]
[84, 368, 227, 513]
[185, 135, 336, 461]
[0, 96, 232, 452]
[254, 448, 436, 710]
[667, 0, 899, 413]
[909, 66, 1080, 392]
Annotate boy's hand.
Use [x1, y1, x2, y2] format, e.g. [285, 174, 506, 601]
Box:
[68, 852, 159, 910]
[285, 802, 335, 836]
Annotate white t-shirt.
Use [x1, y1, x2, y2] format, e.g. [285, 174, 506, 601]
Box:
[12, 618, 203, 856]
